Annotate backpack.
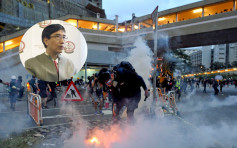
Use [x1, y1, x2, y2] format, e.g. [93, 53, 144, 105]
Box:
[113, 61, 140, 97]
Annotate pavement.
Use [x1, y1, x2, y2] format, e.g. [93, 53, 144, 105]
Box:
[0, 86, 113, 137]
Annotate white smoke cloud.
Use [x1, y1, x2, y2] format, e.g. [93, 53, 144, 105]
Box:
[60, 38, 237, 148]
[123, 37, 153, 87]
[0, 103, 7, 112]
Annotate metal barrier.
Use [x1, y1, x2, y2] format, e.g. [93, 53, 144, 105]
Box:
[156, 89, 180, 115]
[28, 93, 43, 126]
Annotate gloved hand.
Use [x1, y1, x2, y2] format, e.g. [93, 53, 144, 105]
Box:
[12, 86, 17, 89]
[144, 89, 150, 101]
[145, 89, 150, 98]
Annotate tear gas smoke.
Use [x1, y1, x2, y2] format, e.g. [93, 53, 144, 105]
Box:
[0, 103, 7, 112]
[124, 37, 153, 88]
[59, 37, 237, 148]
[179, 94, 237, 113]
[63, 92, 237, 148]
[122, 37, 153, 115]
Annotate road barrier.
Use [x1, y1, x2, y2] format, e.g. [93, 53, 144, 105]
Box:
[155, 88, 180, 116]
[28, 93, 43, 126]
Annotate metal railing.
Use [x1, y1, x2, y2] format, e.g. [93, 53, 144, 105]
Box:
[28, 93, 43, 126]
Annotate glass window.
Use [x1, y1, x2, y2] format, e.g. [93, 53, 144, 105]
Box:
[235, 0, 237, 10]
[204, 1, 233, 16]
[158, 13, 176, 26]
[5, 36, 23, 51]
[117, 25, 126, 32]
[178, 7, 202, 22]
[65, 19, 77, 27]
[78, 20, 97, 30]
[99, 23, 115, 32]
[0, 42, 3, 53]
[125, 24, 132, 32]
[140, 18, 152, 29]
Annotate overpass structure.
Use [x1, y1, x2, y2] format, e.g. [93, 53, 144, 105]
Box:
[1, 0, 237, 81]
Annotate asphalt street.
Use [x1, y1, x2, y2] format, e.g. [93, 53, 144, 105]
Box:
[0, 85, 236, 147]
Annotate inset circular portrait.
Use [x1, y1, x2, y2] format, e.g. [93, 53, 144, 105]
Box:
[19, 20, 87, 82]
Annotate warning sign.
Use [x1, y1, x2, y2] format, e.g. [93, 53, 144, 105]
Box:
[61, 81, 83, 101]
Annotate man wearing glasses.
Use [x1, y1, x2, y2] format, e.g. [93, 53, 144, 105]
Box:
[25, 24, 75, 82]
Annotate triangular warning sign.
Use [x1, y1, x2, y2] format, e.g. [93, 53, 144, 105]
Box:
[61, 81, 83, 101]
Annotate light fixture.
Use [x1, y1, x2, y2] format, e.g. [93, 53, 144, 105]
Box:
[118, 28, 125, 32]
[158, 17, 165, 21]
[134, 25, 139, 29]
[193, 8, 202, 13]
[92, 24, 97, 29]
[5, 41, 13, 46]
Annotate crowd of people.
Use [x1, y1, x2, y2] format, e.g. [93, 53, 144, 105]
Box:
[0, 75, 84, 111]
[0, 76, 24, 111]
[86, 61, 150, 123]
[155, 76, 237, 99]
[1, 63, 236, 125]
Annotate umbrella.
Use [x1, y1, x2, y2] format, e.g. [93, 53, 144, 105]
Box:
[215, 75, 223, 80]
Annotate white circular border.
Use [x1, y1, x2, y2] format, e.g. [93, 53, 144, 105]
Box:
[19, 20, 88, 74]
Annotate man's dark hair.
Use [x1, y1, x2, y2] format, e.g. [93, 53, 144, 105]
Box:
[42, 24, 66, 48]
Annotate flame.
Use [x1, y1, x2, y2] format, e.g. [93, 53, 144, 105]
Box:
[85, 125, 123, 148]
[90, 136, 100, 144]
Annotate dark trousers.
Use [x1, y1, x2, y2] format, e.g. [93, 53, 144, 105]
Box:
[203, 86, 206, 93]
[214, 88, 219, 95]
[113, 92, 141, 123]
[176, 89, 181, 101]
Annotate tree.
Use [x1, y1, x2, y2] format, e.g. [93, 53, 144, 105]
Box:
[210, 62, 225, 70]
[231, 61, 237, 67]
[197, 64, 206, 72]
[173, 49, 190, 62]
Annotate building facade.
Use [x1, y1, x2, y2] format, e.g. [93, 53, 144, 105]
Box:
[190, 50, 202, 66]
[188, 43, 237, 70]
[0, 0, 105, 36]
[229, 43, 237, 64]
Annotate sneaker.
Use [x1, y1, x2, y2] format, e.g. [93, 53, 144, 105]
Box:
[94, 111, 98, 115]
[98, 110, 104, 115]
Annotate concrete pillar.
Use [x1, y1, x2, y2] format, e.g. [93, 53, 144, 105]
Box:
[115, 15, 119, 32]
[48, 0, 51, 19]
[132, 13, 135, 31]
[77, 20, 79, 28]
[97, 13, 100, 18]
[3, 42, 5, 52]
[85, 62, 87, 82]
[97, 22, 100, 30]
[202, 7, 204, 17]
[18, 2, 23, 18]
[233, 0, 236, 10]
[176, 12, 178, 22]
[125, 22, 127, 32]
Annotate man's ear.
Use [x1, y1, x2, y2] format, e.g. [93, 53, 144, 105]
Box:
[43, 37, 49, 47]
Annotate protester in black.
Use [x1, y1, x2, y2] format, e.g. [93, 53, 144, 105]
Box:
[213, 80, 219, 95]
[98, 61, 149, 123]
[28, 76, 37, 94]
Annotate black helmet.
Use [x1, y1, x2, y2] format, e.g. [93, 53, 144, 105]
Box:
[95, 73, 99, 78]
